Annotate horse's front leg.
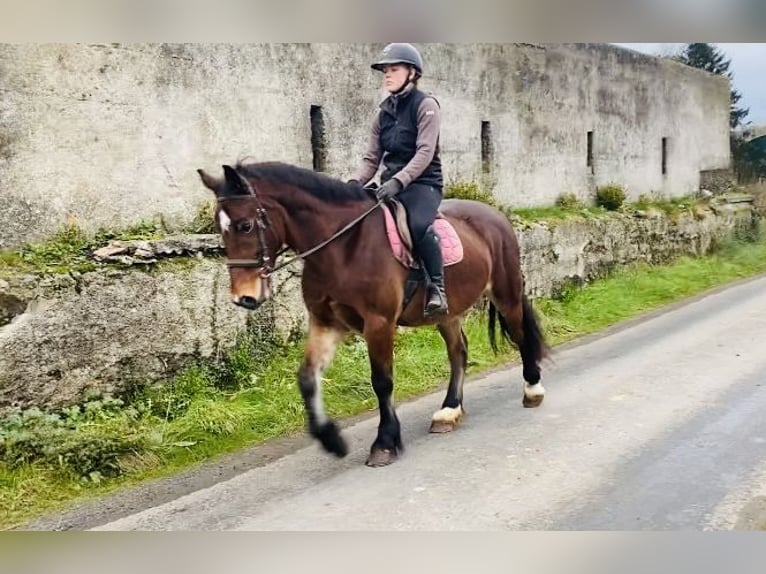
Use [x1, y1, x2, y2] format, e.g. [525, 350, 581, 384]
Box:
[363, 315, 402, 467]
[298, 318, 348, 457]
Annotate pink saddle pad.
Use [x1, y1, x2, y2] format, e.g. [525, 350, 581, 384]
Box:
[382, 207, 464, 268]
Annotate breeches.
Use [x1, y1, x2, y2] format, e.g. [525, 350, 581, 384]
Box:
[396, 183, 443, 246]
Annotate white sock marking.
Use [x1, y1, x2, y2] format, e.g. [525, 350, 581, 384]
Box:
[431, 405, 464, 424]
[218, 209, 231, 233]
[524, 382, 546, 398]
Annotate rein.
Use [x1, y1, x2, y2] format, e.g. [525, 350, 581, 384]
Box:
[217, 190, 382, 277]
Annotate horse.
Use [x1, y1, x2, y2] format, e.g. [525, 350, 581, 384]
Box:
[197, 161, 548, 467]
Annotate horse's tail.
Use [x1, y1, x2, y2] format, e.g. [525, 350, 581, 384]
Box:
[521, 295, 548, 362]
[488, 301, 512, 354]
[488, 296, 548, 362]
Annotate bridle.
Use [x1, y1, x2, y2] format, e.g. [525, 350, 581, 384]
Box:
[216, 181, 382, 277]
[216, 194, 278, 272]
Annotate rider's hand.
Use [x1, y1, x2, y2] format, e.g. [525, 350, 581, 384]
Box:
[375, 178, 403, 202]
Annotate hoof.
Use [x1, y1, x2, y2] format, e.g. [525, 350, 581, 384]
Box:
[365, 447, 398, 467]
[522, 394, 544, 408]
[315, 421, 348, 458]
[429, 405, 463, 433]
[429, 420, 456, 433]
[523, 382, 545, 408]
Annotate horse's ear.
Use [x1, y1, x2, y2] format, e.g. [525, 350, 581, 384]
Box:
[197, 169, 222, 194]
[222, 164, 254, 196]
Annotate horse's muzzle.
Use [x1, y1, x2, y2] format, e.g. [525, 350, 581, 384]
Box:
[234, 295, 262, 311]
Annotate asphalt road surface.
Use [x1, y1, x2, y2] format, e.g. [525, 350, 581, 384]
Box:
[41, 276, 766, 530]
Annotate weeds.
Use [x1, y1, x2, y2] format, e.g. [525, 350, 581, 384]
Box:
[595, 184, 627, 211]
[0, 202, 214, 276]
[555, 192, 585, 210]
[0, 221, 164, 276]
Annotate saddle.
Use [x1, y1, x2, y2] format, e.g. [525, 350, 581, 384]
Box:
[381, 198, 464, 314]
[381, 199, 464, 269]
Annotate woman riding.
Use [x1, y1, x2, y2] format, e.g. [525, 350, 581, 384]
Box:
[348, 42, 448, 317]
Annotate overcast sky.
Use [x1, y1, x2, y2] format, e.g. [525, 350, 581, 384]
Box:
[613, 43, 765, 126]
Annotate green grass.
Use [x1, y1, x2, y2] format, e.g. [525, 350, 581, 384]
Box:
[0, 200, 218, 277]
[512, 205, 607, 222]
[444, 181, 608, 225]
[0, 222, 165, 276]
[537, 233, 766, 343]
[3, 232, 766, 529]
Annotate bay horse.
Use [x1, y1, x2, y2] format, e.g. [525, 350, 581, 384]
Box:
[197, 161, 548, 467]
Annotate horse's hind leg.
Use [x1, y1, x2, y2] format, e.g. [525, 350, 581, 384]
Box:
[430, 318, 468, 433]
[491, 290, 547, 408]
[298, 316, 348, 457]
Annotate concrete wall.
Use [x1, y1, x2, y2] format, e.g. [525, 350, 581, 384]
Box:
[0, 43, 731, 249]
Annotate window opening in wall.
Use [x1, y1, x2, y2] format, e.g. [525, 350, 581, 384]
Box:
[481, 121, 493, 174]
[310, 105, 327, 172]
[586, 130, 594, 173]
[661, 137, 668, 175]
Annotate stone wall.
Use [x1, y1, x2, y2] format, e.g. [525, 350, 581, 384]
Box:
[0, 247, 305, 409]
[519, 203, 754, 297]
[0, 204, 754, 409]
[700, 168, 737, 194]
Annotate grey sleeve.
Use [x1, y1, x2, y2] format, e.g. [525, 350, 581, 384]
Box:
[351, 112, 382, 185]
[391, 97, 441, 189]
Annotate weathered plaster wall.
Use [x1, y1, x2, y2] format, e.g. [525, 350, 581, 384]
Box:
[0, 43, 731, 249]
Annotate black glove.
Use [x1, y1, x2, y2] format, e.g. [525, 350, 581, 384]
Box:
[376, 178, 403, 201]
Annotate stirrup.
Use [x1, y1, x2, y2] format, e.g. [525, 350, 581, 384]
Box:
[424, 288, 449, 317]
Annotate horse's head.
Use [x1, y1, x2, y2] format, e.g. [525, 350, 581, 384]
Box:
[197, 165, 274, 311]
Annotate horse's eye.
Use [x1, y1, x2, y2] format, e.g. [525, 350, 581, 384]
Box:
[237, 220, 254, 233]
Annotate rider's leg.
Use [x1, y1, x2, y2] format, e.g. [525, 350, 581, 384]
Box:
[396, 183, 448, 316]
[416, 224, 448, 316]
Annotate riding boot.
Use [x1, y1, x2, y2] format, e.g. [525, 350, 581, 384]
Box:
[417, 225, 449, 317]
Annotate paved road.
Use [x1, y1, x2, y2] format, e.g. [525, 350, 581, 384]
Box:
[91, 276, 766, 530]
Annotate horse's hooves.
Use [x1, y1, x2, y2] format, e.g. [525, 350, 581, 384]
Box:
[429, 420, 456, 433]
[365, 447, 398, 467]
[523, 395, 544, 408]
[429, 406, 463, 433]
[315, 421, 348, 457]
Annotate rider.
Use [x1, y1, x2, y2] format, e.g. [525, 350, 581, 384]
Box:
[348, 42, 448, 317]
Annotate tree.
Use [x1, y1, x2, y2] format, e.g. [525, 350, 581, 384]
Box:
[675, 43, 749, 129]
[732, 136, 766, 184]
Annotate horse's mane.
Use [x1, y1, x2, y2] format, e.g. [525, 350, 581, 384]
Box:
[236, 161, 370, 203]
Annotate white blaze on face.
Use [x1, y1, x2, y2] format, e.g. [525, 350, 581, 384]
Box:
[218, 209, 231, 233]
